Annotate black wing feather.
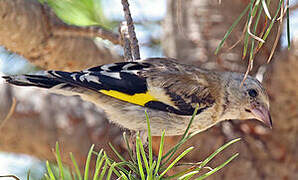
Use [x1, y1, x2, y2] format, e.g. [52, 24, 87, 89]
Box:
[48, 62, 150, 95]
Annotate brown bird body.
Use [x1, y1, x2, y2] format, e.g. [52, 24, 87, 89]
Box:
[2, 58, 272, 136]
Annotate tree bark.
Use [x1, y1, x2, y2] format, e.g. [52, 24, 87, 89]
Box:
[0, 0, 119, 70]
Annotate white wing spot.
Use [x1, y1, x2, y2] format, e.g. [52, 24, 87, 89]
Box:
[79, 73, 90, 81]
[100, 71, 121, 79]
[51, 71, 61, 77]
[71, 73, 77, 81]
[122, 63, 137, 70]
[101, 63, 117, 71]
[121, 70, 139, 75]
[85, 75, 101, 84]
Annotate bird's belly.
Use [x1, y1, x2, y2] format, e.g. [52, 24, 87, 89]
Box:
[105, 105, 216, 136]
[79, 91, 217, 136]
[105, 105, 190, 136]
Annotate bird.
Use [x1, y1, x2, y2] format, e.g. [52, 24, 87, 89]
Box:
[2, 58, 272, 136]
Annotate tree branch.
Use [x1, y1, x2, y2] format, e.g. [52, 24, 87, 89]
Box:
[119, 22, 133, 61]
[52, 24, 121, 45]
[121, 0, 141, 60]
[0, 0, 119, 70]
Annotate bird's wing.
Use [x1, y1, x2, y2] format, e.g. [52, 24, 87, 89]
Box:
[146, 75, 215, 115]
[49, 59, 215, 115]
[3, 58, 215, 116]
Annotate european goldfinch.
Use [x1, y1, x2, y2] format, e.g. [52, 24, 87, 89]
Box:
[2, 58, 272, 136]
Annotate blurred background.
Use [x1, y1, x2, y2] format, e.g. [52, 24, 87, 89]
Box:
[0, 0, 297, 179]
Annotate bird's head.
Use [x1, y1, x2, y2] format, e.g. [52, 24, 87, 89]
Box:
[221, 72, 272, 128]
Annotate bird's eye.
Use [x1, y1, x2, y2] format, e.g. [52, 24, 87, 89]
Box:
[248, 89, 258, 98]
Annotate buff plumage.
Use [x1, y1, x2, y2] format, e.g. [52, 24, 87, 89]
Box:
[2, 58, 272, 136]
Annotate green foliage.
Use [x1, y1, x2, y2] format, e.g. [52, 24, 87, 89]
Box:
[39, 0, 109, 26]
[42, 107, 240, 180]
[215, 0, 290, 60]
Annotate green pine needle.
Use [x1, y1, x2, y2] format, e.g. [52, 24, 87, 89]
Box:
[70, 152, 82, 180]
[154, 130, 165, 177]
[286, 3, 290, 49]
[258, 0, 283, 49]
[136, 136, 146, 180]
[44, 114, 241, 180]
[55, 142, 64, 180]
[215, 5, 250, 55]
[159, 147, 194, 178]
[84, 144, 94, 180]
[196, 153, 239, 180]
[46, 161, 56, 180]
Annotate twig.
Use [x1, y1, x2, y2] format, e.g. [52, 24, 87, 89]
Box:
[119, 22, 133, 61]
[121, 0, 141, 60]
[0, 98, 16, 130]
[0, 175, 20, 180]
[267, 0, 284, 63]
[240, 60, 253, 87]
[247, 4, 265, 43]
[228, 22, 248, 50]
[277, 3, 288, 21]
[52, 24, 121, 45]
[254, 15, 268, 53]
[261, 0, 272, 20]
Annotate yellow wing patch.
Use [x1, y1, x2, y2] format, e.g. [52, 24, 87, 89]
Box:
[99, 90, 157, 106]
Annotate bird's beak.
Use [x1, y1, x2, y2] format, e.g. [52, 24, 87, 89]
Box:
[251, 105, 272, 128]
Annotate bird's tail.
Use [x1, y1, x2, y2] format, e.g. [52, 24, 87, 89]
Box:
[2, 71, 93, 97]
[2, 74, 62, 89]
